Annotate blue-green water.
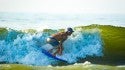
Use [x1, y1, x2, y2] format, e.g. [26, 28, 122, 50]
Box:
[0, 29, 102, 66]
[0, 12, 125, 69]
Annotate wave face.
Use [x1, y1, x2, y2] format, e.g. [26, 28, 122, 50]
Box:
[0, 29, 103, 66]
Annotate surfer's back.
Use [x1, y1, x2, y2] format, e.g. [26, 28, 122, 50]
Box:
[52, 32, 68, 41]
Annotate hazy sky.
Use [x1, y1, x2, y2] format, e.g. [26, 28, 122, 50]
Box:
[0, 0, 125, 14]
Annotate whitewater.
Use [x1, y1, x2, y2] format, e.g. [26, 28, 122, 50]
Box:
[0, 28, 103, 66]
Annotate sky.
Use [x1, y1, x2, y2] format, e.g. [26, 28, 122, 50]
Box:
[0, 0, 125, 14]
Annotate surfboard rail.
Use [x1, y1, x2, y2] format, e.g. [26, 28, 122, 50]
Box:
[40, 48, 67, 62]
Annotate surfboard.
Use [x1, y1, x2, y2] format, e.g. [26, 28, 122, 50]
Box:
[40, 48, 67, 62]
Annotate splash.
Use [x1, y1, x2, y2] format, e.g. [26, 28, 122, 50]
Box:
[0, 29, 103, 66]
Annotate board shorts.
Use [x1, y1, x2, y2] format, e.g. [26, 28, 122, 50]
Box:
[46, 37, 59, 47]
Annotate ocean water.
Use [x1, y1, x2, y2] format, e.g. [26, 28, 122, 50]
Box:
[0, 12, 125, 30]
[1, 61, 125, 70]
[0, 12, 125, 69]
[0, 28, 103, 66]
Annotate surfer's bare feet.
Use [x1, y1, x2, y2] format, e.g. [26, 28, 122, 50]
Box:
[52, 53, 56, 56]
[58, 52, 62, 55]
[48, 49, 53, 53]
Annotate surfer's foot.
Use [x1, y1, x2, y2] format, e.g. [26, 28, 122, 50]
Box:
[52, 53, 56, 56]
[48, 49, 53, 53]
[58, 52, 62, 55]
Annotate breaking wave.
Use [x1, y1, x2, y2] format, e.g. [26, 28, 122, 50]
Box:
[0, 29, 103, 66]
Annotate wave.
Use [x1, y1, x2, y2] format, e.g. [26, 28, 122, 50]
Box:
[0, 28, 103, 66]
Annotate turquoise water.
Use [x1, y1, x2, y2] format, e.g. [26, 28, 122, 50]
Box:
[0, 29, 103, 66]
[0, 12, 125, 69]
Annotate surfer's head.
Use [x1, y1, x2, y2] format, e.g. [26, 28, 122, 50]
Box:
[66, 27, 74, 35]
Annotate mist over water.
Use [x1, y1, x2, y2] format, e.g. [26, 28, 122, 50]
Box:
[0, 12, 125, 30]
[0, 29, 103, 66]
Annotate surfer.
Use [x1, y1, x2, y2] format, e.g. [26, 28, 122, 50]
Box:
[46, 27, 74, 56]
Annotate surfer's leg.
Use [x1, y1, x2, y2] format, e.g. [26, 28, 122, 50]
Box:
[53, 47, 60, 56]
[58, 46, 63, 55]
[53, 46, 63, 56]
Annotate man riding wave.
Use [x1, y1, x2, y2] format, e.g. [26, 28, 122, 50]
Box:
[46, 27, 74, 56]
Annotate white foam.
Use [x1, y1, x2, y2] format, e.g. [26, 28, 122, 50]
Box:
[0, 29, 103, 65]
